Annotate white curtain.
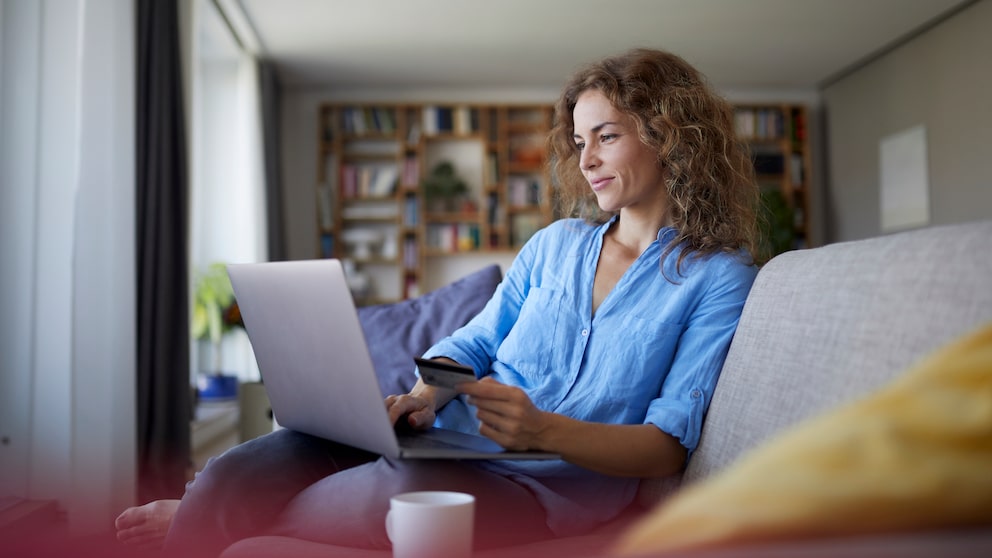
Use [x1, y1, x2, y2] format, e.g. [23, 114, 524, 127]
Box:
[0, 0, 136, 534]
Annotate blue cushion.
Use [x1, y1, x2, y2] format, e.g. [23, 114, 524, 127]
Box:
[356, 265, 502, 397]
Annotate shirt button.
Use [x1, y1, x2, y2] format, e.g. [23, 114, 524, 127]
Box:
[690, 389, 702, 399]
[581, 329, 589, 336]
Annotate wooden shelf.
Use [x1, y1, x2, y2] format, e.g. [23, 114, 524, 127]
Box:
[424, 211, 482, 223]
[316, 103, 553, 303]
[735, 104, 813, 253]
[317, 102, 813, 301]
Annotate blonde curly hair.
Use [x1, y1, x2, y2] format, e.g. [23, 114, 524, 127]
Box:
[548, 48, 761, 269]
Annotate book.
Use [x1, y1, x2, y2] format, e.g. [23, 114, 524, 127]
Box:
[436, 107, 453, 133]
[407, 122, 422, 145]
[403, 236, 419, 270]
[320, 233, 335, 258]
[340, 164, 358, 198]
[485, 152, 499, 184]
[404, 275, 420, 299]
[454, 106, 472, 135]
[508, 176, 541, 206]
[422, 106, 438, 136]
[368, 166, 399, 197]
[404, 195, 419, 226]
[402, 155, 420, 187]
[790, 153, 804, 186]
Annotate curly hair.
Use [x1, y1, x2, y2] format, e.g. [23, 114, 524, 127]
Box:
[548, 48, 761, 269]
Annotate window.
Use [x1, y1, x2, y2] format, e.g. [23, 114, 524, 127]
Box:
[188, 0, 266, 383]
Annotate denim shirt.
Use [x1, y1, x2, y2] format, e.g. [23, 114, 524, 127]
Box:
[422, 217, 757, 535]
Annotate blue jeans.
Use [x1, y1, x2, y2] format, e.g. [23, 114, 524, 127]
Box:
[162, 429, 552, 557]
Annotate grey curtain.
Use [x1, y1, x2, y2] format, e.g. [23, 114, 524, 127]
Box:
[136, 0, 191, 502]
[259, 59, 286, 261]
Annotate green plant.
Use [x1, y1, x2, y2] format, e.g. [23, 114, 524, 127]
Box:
[422, 161, 468, 210]
[192, 263, 242, 372]
[758, 188, 795, 262]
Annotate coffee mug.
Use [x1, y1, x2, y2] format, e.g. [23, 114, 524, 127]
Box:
[385, 491, 475, 558]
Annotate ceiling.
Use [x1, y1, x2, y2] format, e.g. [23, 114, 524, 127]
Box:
[231, 0, 973, 91]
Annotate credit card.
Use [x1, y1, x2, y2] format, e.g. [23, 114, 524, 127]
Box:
[414, 357, 477, 389]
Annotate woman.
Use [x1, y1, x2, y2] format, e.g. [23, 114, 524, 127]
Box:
[117, 48, 760, 556]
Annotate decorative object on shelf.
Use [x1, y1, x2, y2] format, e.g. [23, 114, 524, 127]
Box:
[341, 228, 385, 260]
[508, 136, 545, 166]
[381, 234, 398, 260]
[192, 262, 244, 400]
[422, 161, 468, 212]
[341, 258, 374, 302]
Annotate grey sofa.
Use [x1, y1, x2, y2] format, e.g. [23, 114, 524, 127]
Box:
[222, 219, 992, 558]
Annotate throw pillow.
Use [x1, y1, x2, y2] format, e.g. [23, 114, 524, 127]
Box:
[357, 264, 502, 397]
[614, 321, 992, 554]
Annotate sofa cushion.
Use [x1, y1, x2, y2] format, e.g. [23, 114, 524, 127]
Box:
[685, 220, 992, 485]
[357, 264, 502, 397]
[613, 321, 992, 554]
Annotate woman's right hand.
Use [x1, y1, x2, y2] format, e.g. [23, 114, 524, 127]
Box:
[386, 362, 462, 431]
[385, 392, 436, 431]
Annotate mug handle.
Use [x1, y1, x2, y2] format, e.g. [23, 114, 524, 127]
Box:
[385, 509, 395, 543]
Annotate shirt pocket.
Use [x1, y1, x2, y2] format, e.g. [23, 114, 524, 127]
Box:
[603, 315, 684, 408]
[497, 286, 563, 378]
[629, 314, 683, 373]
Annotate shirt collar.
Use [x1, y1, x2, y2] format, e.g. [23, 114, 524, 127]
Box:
[599, 214, 679, 244]
[657, 225, 678, 244]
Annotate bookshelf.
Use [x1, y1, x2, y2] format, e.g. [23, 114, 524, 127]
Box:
[734, 104, 812, 252]
[316, 103, 553, 304]
[316, 102, 812, 303]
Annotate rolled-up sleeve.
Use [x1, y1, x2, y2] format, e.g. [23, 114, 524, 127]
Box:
[643, 257, 757, 452]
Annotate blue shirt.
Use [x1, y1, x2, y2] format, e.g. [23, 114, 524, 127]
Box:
[422, 217, 757, 535]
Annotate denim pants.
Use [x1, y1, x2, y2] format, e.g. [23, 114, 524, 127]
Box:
[161, 429, 552, 557]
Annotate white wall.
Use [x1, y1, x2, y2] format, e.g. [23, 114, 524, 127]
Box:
[0, 0, 135, 535]
[822, 0, 992, 242]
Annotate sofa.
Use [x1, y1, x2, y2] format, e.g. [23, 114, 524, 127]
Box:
[222, 219, 992, 558]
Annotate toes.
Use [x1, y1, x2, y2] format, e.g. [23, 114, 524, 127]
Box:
[114, 507, 143, 529]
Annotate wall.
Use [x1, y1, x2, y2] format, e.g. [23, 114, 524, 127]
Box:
[0, 0, 135, 535]
[279, 85, 823, 289]
[822, 0, 992, 242]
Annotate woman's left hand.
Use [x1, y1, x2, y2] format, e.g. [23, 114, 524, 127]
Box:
[458, 377, 551, 451]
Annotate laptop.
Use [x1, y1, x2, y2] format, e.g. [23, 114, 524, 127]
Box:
[227, 259, 558, 460]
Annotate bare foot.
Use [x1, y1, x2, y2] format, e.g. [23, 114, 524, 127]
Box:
[115, 499, 181, 548]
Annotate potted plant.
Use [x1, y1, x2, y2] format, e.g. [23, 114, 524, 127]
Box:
[758, 187, 796, 261]
[191, 262, 244, 399]
[422, 161, 468, 212]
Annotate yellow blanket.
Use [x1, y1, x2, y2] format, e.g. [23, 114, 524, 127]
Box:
[615, 322, 992, 554]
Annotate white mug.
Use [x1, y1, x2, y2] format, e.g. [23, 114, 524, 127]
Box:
[385, 491, 475, 558]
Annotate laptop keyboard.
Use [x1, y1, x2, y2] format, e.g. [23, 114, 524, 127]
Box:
[397, 432, 467, 450]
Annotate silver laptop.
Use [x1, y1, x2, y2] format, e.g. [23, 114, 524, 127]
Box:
[227, 259, 558, 460]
